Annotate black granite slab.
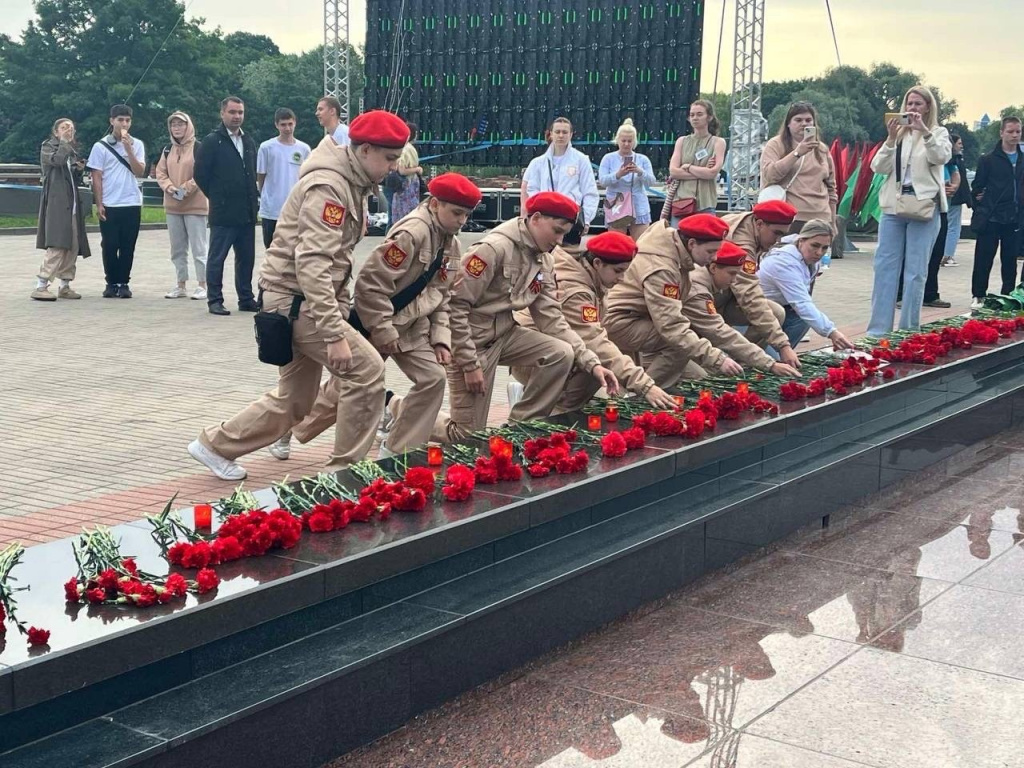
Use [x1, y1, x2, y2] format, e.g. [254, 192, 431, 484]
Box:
[0, 718, 165, 768]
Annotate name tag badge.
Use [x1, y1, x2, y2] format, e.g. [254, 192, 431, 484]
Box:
[694, 148, 710, 162]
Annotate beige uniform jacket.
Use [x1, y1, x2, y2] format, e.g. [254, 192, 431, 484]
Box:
[449, 218, 601, 374]
[354, 201, 456, 352]
[604, 221, 726, 370]
[722, 212, 792, 351]
[259, 137, 370, 344]
[684, 267, 777, 371]
[516, 248, 656, 396]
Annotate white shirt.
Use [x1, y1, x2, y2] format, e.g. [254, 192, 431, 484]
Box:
[523, 145, 599, 224]
[228, 128, 244, 157]
[758, 243, 835, 337]
[86, 135, 144, 207]
[257, 138, 311, 220]
[332, 123, 350, 147]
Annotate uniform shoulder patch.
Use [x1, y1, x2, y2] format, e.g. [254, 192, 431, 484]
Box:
[321, 200, 346, 228]
[663, 283, 680, 300]
[581, 305, 600, 323]
[742, 258, 758, 275]
[382, 243, 408, 270]
[465, 254, 488, 278]
[706, 299, 717, 315]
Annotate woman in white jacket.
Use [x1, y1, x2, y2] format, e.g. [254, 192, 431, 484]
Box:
[867, 86, 952, 335]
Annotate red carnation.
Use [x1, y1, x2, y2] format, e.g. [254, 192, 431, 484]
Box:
[181, 541, 214, 569]
[623, 427, 646, 450]
[349, 497, 376, 523]
[882, 368, 895, 380]
[307, 509, 335, 532]
[121, 558, 139, 576]
[86, 587, 107, 604]
[632, 412, 656, 433]
[133, 585, 159, 608]
[164, 573, 188, 598]
[394, 487, 427, 512]
[527, 463, 550, 478]
[684, 409, 706, 438]
[64, 578, 81, 603]
[212, 535, 244, 562]
[118, 578, 143, 596]
[404, 466, 436, 495]
[571, 450, 590, 472]
[441, 464, 475, 502]
[601, 432, 628, 458]
[196, 568, 220, 594]
[97, 568, 119, 591]
[473, 457, 500, 484]
[27, 626, 50, 646]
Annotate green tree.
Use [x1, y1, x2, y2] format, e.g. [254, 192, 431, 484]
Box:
[766, 87, 868, 144]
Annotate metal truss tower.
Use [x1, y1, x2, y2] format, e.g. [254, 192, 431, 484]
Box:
[324, 0, 350, 121]
[727, 0, 767, 211]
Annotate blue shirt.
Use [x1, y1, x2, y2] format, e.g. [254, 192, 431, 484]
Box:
[758, 243, 836, 337]
[1007, 151, 1020, 204]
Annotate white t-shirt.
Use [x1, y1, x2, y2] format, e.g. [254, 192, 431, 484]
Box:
[257, 138, 312, 219]
[332, 123, 350, 147]
[87, 136, 145, 207]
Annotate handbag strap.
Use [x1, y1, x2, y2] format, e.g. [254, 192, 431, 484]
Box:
[392, 245, 446, 313]
[100, 139, 134, 173]
[256, 288, 303, 319]
[784, 154, 806, 190]
[547, 158, 555, 191]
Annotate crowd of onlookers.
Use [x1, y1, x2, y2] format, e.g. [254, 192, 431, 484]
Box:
[32, 87, 1024, 337]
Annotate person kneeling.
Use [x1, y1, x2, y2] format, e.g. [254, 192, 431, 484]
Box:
[437, 192, 619, 442]
[683, 241, 802, 378]
[758, 219, 854, 353]
[511, 230, 679, 413]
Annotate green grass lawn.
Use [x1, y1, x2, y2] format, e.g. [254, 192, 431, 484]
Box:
[0, 206, 166, 229]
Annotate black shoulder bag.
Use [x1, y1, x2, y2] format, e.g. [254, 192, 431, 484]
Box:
[254, 293, 304, 366]
[347, 246, 447, 340]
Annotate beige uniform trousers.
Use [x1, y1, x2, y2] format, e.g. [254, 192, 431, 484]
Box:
[435, 326, 573, 442]
[719, 297, 786, 348]
[38, 225, 79, 282]
[292, 340, 446, 454]
[605, 317, 703, 389]
[510, 366, 599, 415]
[201, 290, 385, 470]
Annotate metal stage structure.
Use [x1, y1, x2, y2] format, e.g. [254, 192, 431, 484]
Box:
[324, 0, 351, 122]
[727, 0, 767, 211]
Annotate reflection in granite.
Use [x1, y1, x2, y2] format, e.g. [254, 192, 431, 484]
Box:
[332, 677, 717, 768]
[749, 648, 1024, 768]
[787, 508, 1021, 582]
[685, 732, 869, 767]
[682, 551, 953, 645]
[865, 468, 1024, 524]
[873, 584, 1024, 680]
[964, 540, 1024, 595]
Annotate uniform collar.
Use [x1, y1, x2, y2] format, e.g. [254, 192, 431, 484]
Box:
[581, 258, 606, 300]
[517, 219, 546, 261]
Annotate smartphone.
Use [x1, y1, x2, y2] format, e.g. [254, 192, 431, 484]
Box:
[884, 112, 912, 126]
[625, 154, 635, 166]
[803, 126, 817, 141]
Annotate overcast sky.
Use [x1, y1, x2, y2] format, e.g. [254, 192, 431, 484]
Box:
[1, 0, 1013, 125]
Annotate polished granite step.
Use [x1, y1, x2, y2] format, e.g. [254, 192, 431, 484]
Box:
[4, 342, 1024, 767]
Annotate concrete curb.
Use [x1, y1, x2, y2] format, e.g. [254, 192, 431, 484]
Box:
[0, 222, 169, 237]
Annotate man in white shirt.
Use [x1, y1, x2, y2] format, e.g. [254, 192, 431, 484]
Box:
[315, 96, 350, 147]
[256, 108, 312, 249]
[86, 104, 146, 298]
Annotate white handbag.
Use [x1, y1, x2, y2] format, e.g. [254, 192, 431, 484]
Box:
[758, 154, 805, 204]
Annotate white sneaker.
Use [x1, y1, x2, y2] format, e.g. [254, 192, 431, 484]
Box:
[971, 298, 983, 310]
[944, 258, 959, 267]
[376, 396, 397, 441]
[192, 287, 207, 300]
[378, 439, 396, 459]
[187, 439, 247, 480]
[507, 382, 524, 410]
[165, 286, 187, 299]
[268, 432, 292, 460]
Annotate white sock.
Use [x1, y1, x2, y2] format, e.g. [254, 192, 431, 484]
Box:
[36, 278, 48, 289]
[60, 279, 71, 288]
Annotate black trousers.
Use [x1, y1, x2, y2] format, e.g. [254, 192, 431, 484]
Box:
[206, 224, 256, 307]
[972, 222, 1021, 298]
[261, 219, 277, 250]
[897, 211, 946, 303]
[99, 205, 141, 285]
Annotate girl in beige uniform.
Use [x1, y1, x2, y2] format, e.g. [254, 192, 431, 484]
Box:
[187, 111, 409, 480]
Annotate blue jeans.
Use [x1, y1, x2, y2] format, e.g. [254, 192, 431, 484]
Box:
[868, 211, 942, 336]
[944, 204, 962, 258]
[206, 224, 256, 307]
[767, 308, 810, 360]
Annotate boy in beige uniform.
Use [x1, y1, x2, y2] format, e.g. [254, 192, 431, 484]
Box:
[603, 214, 745, 388]
[437, 192, 619, 442]
[720, 200, 801, 367]
[281, 174, 482, 455]
[187, 111, 409, 480]
[683, 241, 802, 377]
[512, 230, 678, 413]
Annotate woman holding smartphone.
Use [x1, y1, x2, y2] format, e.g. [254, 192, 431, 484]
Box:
[599, 118, 658, 240]
[760, 102, 838, 233]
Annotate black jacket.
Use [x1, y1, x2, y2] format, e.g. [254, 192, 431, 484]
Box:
[194, 123, 258, 227]
[971, 142, 1024, 227]
[949, 153, 972, 208]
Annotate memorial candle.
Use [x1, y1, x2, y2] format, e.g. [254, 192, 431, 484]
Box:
[604, 405, 619, 422]
[737, 382, 749, 395]
[587, 414, 602, 430]
[489, 436, 513, 459]
[427, 443, 443, 466]
[194, 504, 212, 529]
[673, 395, 686, 408]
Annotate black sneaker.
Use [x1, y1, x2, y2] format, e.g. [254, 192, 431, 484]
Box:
[209, 302, 231, 316]
[118, 284, 133, 299]
[924, 298, 951, 308]
[102, 284, 118, 298]
[237, 300, 260, 312]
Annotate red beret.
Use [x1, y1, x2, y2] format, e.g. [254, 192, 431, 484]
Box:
[677, 213, 729, 242]
[713, 241, 748, 267]
[586, 231, 638, 263]
[348, 110, 410, 149]
[525, 191, 579, 222]
[428, 173, 482, 208]
[752, 200, 798, 225]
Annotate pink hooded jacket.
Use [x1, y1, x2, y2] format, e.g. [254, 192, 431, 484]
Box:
[154, 111, 209, 215]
